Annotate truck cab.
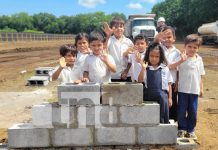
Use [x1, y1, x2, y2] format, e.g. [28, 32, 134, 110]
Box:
[125, 14, 158, 41]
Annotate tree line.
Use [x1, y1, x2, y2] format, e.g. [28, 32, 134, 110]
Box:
[1, 0, 217, 37]
[0, 12, 125, 34]
[152, 0, 218, 38]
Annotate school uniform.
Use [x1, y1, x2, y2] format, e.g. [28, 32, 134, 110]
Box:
[83, 53, 115, 83]
[161, 44, 181, 121]
[51, 65, 80, 84]
[143, 64, 173, 123]
[73, 52, 89, 79]
[177, 55, 205, 133]
[128, 50, 146, 82]
[107, 35, 133, 82]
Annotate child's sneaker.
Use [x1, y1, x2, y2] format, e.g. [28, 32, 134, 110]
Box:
[177, 130, 186, 138]
[185, 132, 197, 140]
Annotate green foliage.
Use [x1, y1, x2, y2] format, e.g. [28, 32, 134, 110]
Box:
[0, 11, 126, 34]
[9, 12, 33, 32]
[0, 27, 17, 32]
[152, 0, 218, 38]
[32, 13, 56, 32]
[23, 29, 44, 33]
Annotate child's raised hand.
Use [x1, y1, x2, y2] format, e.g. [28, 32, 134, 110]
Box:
[154, 31, 164, 43]
[99, 51, 109, 63]
[135, 52, 142, 63]
[102, 22, 113, 37]
[180, 50, 187, 62]
[135, 52, 147, 69]
[154, 29, 171, 43]
[59, 57, 67, 68]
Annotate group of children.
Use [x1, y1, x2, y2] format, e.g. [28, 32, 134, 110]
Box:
[51, 17, 205, 140]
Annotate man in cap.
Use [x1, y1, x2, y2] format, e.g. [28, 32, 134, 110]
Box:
[157, 17, 166, 32]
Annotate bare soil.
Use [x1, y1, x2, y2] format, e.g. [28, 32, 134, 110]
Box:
[0, 41, 217, 150]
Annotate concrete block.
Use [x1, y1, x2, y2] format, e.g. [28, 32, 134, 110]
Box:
[77, 105, 118, 127]
[35, 67, 55, 76]
[58, 82, 100, 105]
[31, 148, 71, 150]
[32, 103, 76, 128]
[177, 138, 197, 150]
[95, 127, 136, 145]
[101, 82, 143, 105]
[73, 147, 114, 150]
[115, 145, 149, 150]
[32, 103, 57, 128]
[119, 103, 160, 125]
[52, 128, 93, 146]
[8, 123, 50, 148]
[138, 123, 177, 144]
[28, 76, 49, 86]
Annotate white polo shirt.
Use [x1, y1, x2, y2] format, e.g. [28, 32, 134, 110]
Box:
[107, 35, 133, 79]
[161, 44, 181, 83]
[83, 53, 116, 83]
[143, 64, 173, 91]
[128, 50, 146, 81]
[73, 52, 89, 78]
[51, 65, 80, 84]
[178, 55, 205, 95]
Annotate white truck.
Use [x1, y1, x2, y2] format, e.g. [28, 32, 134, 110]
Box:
[198, 20, 218, 44]
[124, 14, 158, 41]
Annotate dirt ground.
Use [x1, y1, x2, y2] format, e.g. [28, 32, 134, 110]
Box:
[0, 41, 218, 150]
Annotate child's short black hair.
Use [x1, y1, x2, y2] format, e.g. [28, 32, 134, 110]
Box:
[89, 31, 105, 43]
[162, 26, 176, 38]
[144, 43, 167, 66]
[75, 33, 89, 46]
[184, 34, 202, 47]
[59, 44, 77, 57]
[110, 17, 125, 28]
[133, 34, 148, 45]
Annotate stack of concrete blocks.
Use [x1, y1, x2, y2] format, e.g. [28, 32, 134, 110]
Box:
[8, 82, 178, 149]
[28, 67, 55, 86]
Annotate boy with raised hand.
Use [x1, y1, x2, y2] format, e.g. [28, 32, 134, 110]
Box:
[173, 34, 205, 139]
[51, 44, 81, 84]
[154, 26, 181, 122]
[123, 34, 148, 82]
[82, 31, 116, 83]
[103, 17, 133, 82]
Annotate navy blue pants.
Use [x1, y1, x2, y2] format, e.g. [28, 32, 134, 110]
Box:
[178, 92, 198, 133]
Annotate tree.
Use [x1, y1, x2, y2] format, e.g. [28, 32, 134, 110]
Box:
[152, 0, 218, 37]
[32, 13, 56, 32]
[10, 12, 33, 32]
[0, 15, 11, 29]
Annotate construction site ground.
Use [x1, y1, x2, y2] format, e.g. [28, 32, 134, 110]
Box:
[0, 41, 217, 150]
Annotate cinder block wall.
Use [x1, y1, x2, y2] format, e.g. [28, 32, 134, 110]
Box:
[8, 82, 177, 148]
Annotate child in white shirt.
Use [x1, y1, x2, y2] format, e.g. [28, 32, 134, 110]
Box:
[52, 44, 81, 84]
[123, 33, 148, 82]
[74, 33, 90, 78]
[173, 34, 205, 139]
[82, 31, 116, 83]
[103, 17, 133, 82]
[138, 43, 173, 123]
